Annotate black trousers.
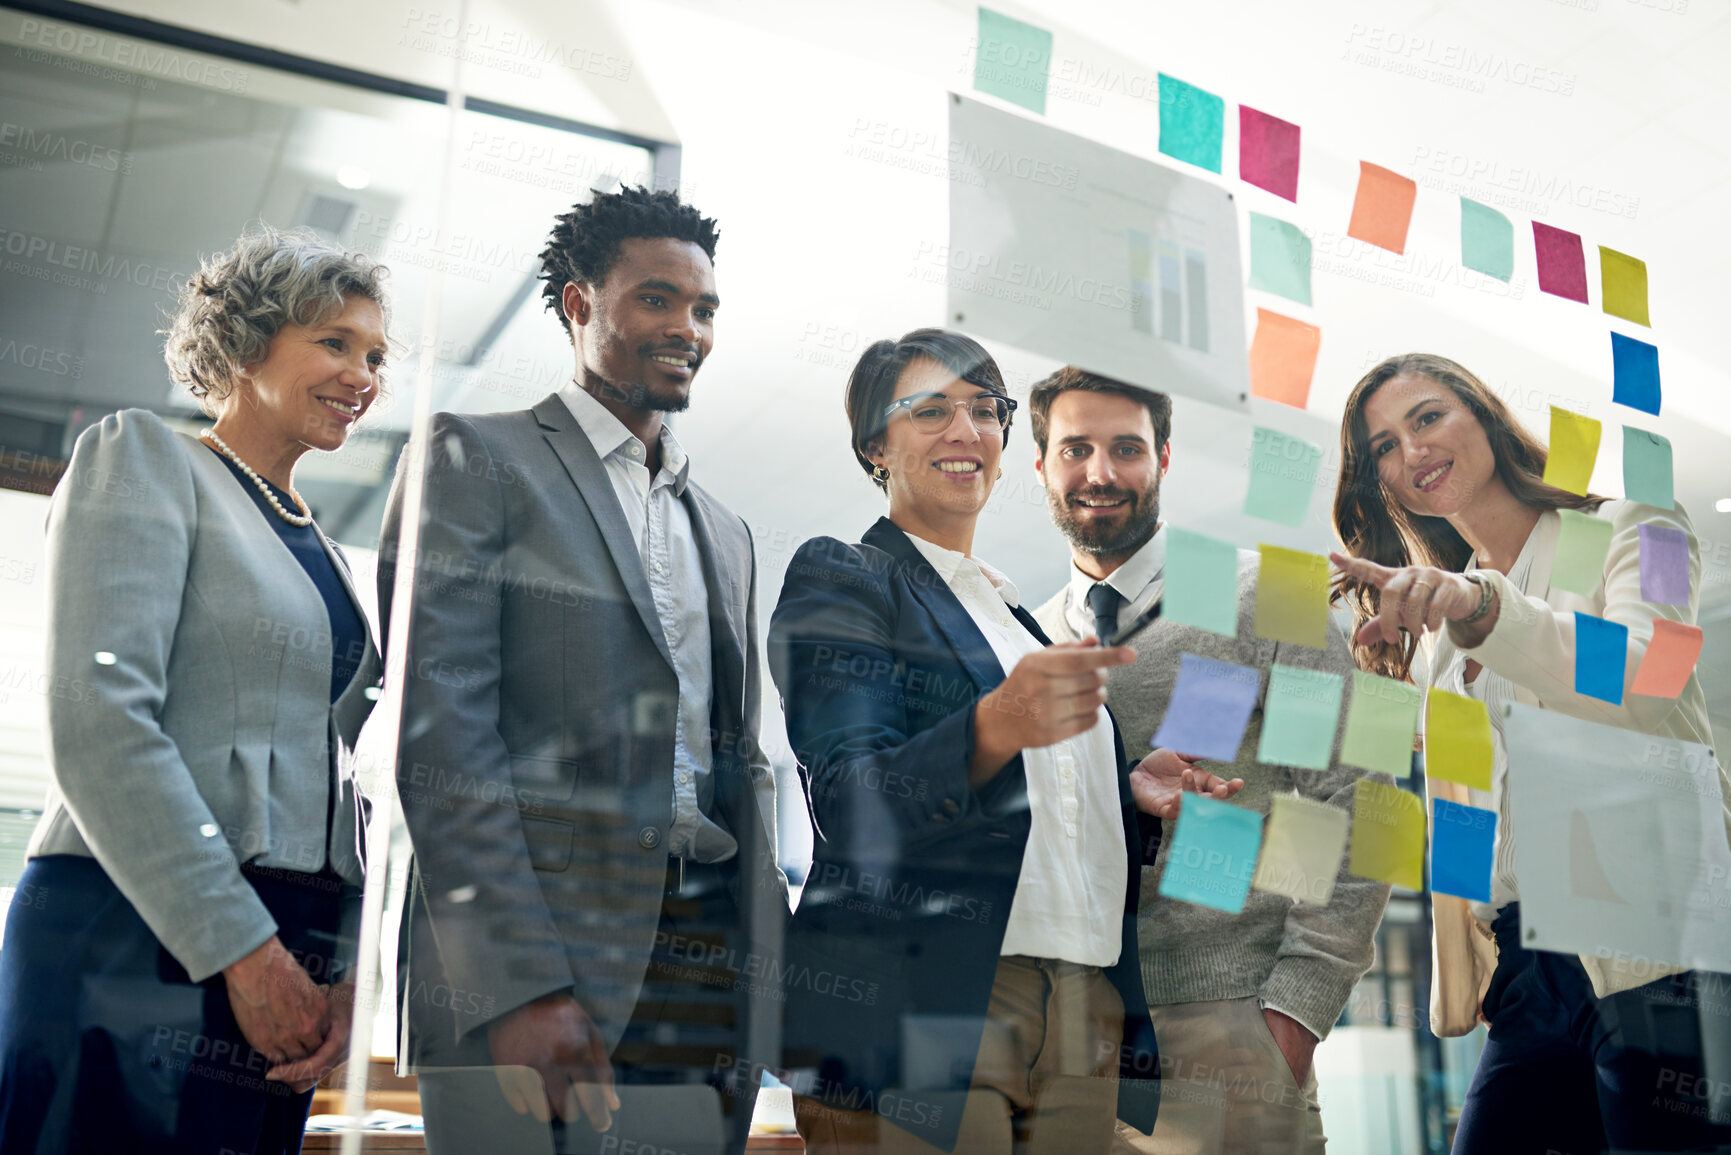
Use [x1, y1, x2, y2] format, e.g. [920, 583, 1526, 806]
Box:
[1453, 903, 1731, 1155]
[0, 854, 347, 1155]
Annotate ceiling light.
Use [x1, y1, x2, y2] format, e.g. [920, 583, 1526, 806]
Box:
[1716, 498, 1731, 514]
[336, 166, 371, 190]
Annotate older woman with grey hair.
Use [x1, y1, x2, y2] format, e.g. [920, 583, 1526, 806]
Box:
[0, 226, 388, 1154]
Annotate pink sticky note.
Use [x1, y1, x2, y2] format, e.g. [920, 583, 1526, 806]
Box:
[1533, 222, 1589, 302]
[1630, 619, 1704, 698]
[1239, 106, 1300, 202]
[1637, 523, 1691, 607]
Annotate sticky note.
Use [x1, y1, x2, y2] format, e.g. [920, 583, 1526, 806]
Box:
[1552, 509, 1614, 596]
[1534, 222, 1589, 303]
[1600, 246, 1650, 326]
[1638, 523, 1691, 607]
[1248, 309, 1321, 409]
[973, 8, 1052, 115]
[1238, 105, 1300, 201]
[1611, 332, 1661, 416]
[1541, 406, 1601, 496]
[1256, 665, 1344, 770]
[1575, 612, 1629, 705]
[1346, 162, 1418, 254]
[1425, 689, 1492, 791]
[1253, 794, 1349, 904]
[1349, 779, 1425, 891]
[1152, 653, 1262, 763]
[1630, 619, 1705, 698]
[1460, 198, 1513, 281]
[1244, 427, 1321, 527]
[1622, 427, 1673, 509]
[1340, 671, 1421, 778]
[1158, 793, 1263, 913]
[1247, 213, 1312, 306]
[1164, 528, 1240, 638]
[1158, 73, 1224, 173]
[1431, 799, 1497, 903]
[1254, 545, 1330, 649]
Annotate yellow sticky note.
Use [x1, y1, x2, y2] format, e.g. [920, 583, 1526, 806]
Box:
[1541, 406, 1601, 496]
[1254, 545, 1330, 649]
[1254, 794, 1349, 904]
[1348, 779, 1425, 891]
[1425, 688, 1493, 791]
[1600, 246, 1650, 327]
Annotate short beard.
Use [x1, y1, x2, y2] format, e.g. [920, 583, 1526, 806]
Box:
[594, 378, 691, 414]
[1047, 479, 1161, 559]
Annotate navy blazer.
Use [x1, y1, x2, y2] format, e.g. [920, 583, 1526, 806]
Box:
[769, 518, 1158, 1149]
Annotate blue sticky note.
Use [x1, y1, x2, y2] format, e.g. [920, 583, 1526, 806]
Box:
[1158, 793, 1263, 913]
[1244, 426, 1321, 527]
[1611, 332, 1661, 415]
[1574, 612, 1628, 705]
[973, 8, 1052, 115]
[1248, 213, 1313, 306]
[1256, 665, 1344, 771]
[1153, 653, 1261, 763]
[1431, 799, 1496, 903]
[1158, 74, 1224, 173]
[1622, 427, 1674, 510]
[1638, 523, 1691, 607]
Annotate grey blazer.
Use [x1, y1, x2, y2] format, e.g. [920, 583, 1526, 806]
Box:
[377, 394, 785, 1064]
[28, 409, 381, 983]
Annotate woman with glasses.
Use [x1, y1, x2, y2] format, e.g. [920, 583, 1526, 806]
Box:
[768, 329, 1160, 1154]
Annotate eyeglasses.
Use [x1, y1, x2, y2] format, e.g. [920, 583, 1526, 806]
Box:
[883, 392, 1017, 434]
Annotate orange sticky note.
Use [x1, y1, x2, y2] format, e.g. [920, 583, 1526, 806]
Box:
[1347, 162, 1418, 254]
[1541, 406, 1602, 496]
[1348, 779, 1425, 891]
[1248, 309, 1321, 409]
[1630, 619, 1704, 698]
[1425, 688, 1492, 791]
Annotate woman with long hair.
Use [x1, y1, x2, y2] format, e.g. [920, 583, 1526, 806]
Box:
[1330, 352, 1730, 1153]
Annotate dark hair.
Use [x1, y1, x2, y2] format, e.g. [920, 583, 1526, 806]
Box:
[537, 185, 719, 335]
[844, 329, 1011, 490]
[1333, 353, 1608, 680]
[1027, 366, 1172, 457]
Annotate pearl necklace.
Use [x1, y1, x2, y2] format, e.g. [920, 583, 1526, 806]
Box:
[199, 429, 314, 527]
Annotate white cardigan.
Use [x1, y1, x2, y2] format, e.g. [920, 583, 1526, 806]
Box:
[1419, 499, 1730, 1033]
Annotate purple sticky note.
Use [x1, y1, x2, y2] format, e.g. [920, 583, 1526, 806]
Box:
[1533, 222, 1589, 303]
[1152, 653, 1261, 763]
[1638, 523, 1691, 607]
[1239, 105, 1300, 202]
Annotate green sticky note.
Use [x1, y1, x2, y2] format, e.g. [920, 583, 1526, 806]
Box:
[1253, 794, 1350, 904]
[1158, 793, 1263, 913]
[1339, 670, 1421, 777]
[1460, 197, 1513, 281]
[1425, 689, 1493, 792]
[1348, 779, 1425, 891]
[1254, 545, 1331, 649]
[1247, 213, 1312, 306]
[1623, 426, 1674, 510]
[1157, 73, 1224, 173]
[973, 8, 1052, 115]
[1256, 665, 1344, 770]
[1552, 509, 1614, 596]
[1165, 528, 1240, 638]
[1600, 246, 1650, 326]
[1244, 426, 1321, 527]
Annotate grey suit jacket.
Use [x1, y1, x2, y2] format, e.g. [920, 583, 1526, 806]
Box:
[378, 394, 785, 1064]
[29, 409, 381, 983]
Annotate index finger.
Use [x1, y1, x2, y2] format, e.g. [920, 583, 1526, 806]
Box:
[1329, 551, 1395, 587]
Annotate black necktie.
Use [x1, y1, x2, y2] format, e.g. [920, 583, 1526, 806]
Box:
[1087, 582, 1124, 646]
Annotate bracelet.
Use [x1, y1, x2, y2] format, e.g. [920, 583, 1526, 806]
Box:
[1457, 572, 1496, 625]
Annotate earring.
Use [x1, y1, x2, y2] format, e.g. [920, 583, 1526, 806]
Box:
[996, 467, 1003, 480]
[872, 464, 889, 482]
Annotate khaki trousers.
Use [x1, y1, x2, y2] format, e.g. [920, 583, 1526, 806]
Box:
[1112, 997, 1325, 1155]
[796, 955, 1126, 1155]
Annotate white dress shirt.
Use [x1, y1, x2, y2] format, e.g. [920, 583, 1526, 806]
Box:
[559, 382, 736, 863]
[902, 530, 1127, 968]
[1059, 525, 1166, 644]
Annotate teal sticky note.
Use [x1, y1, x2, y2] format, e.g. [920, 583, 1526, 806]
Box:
[1339, 671, 1421, 777]
[1256, 665, 1344, 771]
[1158, 793, 1263, 913]
[1552, 509, 1614, 596]
[1158, 73, 1224, 173]
[1244, 426, 1321, 527]
[974, 8, 1052, 115]
[1248, 213, 1312, 306]
[1460, 197, 1514, 281]
[1623, 426, 1674, 510]
[1164, 528, 1240, 638]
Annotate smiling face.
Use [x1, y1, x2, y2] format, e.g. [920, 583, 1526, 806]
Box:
[1036, 388, 1169, 562]
[228, 293, 385, 453]
[870, 356, 1003, 532]
[563, 236, 717, 412]
[1361, 372, 1501, 519]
